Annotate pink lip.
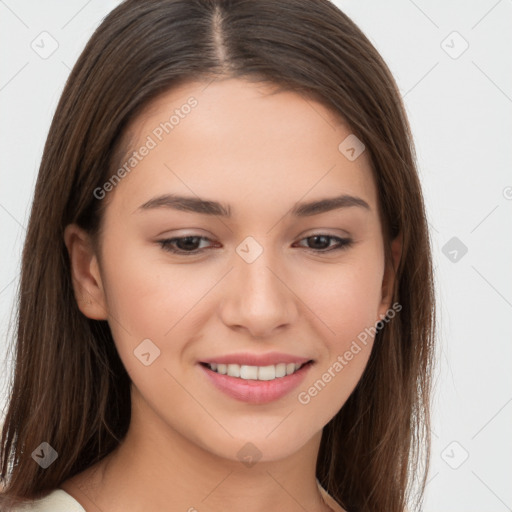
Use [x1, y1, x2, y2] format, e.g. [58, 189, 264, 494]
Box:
[198, 361, 313, 404]
[200, 352, 312, 366]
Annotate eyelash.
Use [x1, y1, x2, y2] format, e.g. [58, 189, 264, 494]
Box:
[157, 234, 353, 255]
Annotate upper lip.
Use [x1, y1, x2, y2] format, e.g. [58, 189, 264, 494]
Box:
[200, 352, 313, 367]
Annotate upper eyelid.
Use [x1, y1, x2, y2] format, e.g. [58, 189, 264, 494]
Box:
[158, 227, 352, 240]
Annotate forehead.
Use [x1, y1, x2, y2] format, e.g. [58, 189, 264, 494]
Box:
[108, 77, 378, 219]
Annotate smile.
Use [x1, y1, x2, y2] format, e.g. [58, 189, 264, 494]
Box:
[198, 360, 314, 404]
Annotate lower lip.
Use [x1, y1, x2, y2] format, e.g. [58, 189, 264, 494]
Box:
[198, 362, 313, 404]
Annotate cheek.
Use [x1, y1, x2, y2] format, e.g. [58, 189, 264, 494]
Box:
[98, 255, 208, 392]
[298, 252, 385, 344]
[291, 253, 384, 415]
[95, 246, 170, 364]
[100, 240, 204, 332]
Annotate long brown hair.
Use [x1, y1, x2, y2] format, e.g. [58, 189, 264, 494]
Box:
[0, 1, 435, 510]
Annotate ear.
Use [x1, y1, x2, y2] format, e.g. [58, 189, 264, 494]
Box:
[63, 224, 108, 320]
[377, 231, 402, 319]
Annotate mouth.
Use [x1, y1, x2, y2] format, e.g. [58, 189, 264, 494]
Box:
[198, 359, 314, 404]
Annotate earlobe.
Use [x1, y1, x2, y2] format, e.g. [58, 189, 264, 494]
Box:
[63, 224, 108, 320]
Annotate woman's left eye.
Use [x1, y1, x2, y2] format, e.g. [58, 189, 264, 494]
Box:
[158, 236, 214, 254]
[158, 234, 352, 255]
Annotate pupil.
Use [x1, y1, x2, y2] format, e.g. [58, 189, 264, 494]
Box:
[309, 235, 329, 249]
[178, 236, 199, 251]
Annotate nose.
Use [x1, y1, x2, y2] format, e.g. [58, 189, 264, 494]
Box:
[218, 245, 299, 338]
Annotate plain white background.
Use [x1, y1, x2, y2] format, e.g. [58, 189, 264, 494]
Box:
[1, 1, 511, 510]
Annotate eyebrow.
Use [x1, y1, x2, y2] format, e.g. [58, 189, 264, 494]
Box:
[135, 193, 371, 217]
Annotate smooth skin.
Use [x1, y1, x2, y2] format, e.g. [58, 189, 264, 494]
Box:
[62, 78, 401, 512]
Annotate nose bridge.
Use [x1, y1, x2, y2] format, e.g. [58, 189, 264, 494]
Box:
[236, 236, 286, 305]
[219, 235, 297, 335]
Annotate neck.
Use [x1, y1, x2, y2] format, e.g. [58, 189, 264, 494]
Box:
[62, 386, 336, 512]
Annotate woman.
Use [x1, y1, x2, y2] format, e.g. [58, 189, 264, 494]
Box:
[0, 1, 435, 511]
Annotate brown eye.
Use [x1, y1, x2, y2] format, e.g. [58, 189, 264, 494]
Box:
[294, 234, 353, 252]
[158, 236, 213, 254]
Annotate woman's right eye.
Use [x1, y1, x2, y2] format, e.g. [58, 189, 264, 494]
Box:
[158, 236, 214, 255]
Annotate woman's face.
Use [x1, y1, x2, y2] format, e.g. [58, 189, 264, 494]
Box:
[67, 78, 399, 463]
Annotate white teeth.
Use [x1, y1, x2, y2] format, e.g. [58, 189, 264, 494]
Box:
[258, 365, 275, 381]
[286, 363, 296, 375]
[240, 365, 258, 379]
[206, 361, 308, 380]
[275, 363, 286, 378]
[227, 364, 240, 378]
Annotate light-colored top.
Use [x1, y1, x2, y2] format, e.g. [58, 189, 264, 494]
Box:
[10, 481, 344, 512]
[317, 480, 346, 512]
[9, 489, 86, 512]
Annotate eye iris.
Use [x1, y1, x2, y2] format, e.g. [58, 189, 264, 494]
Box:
[177, 236, 201, 251]
[308, 235, 330, 250]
